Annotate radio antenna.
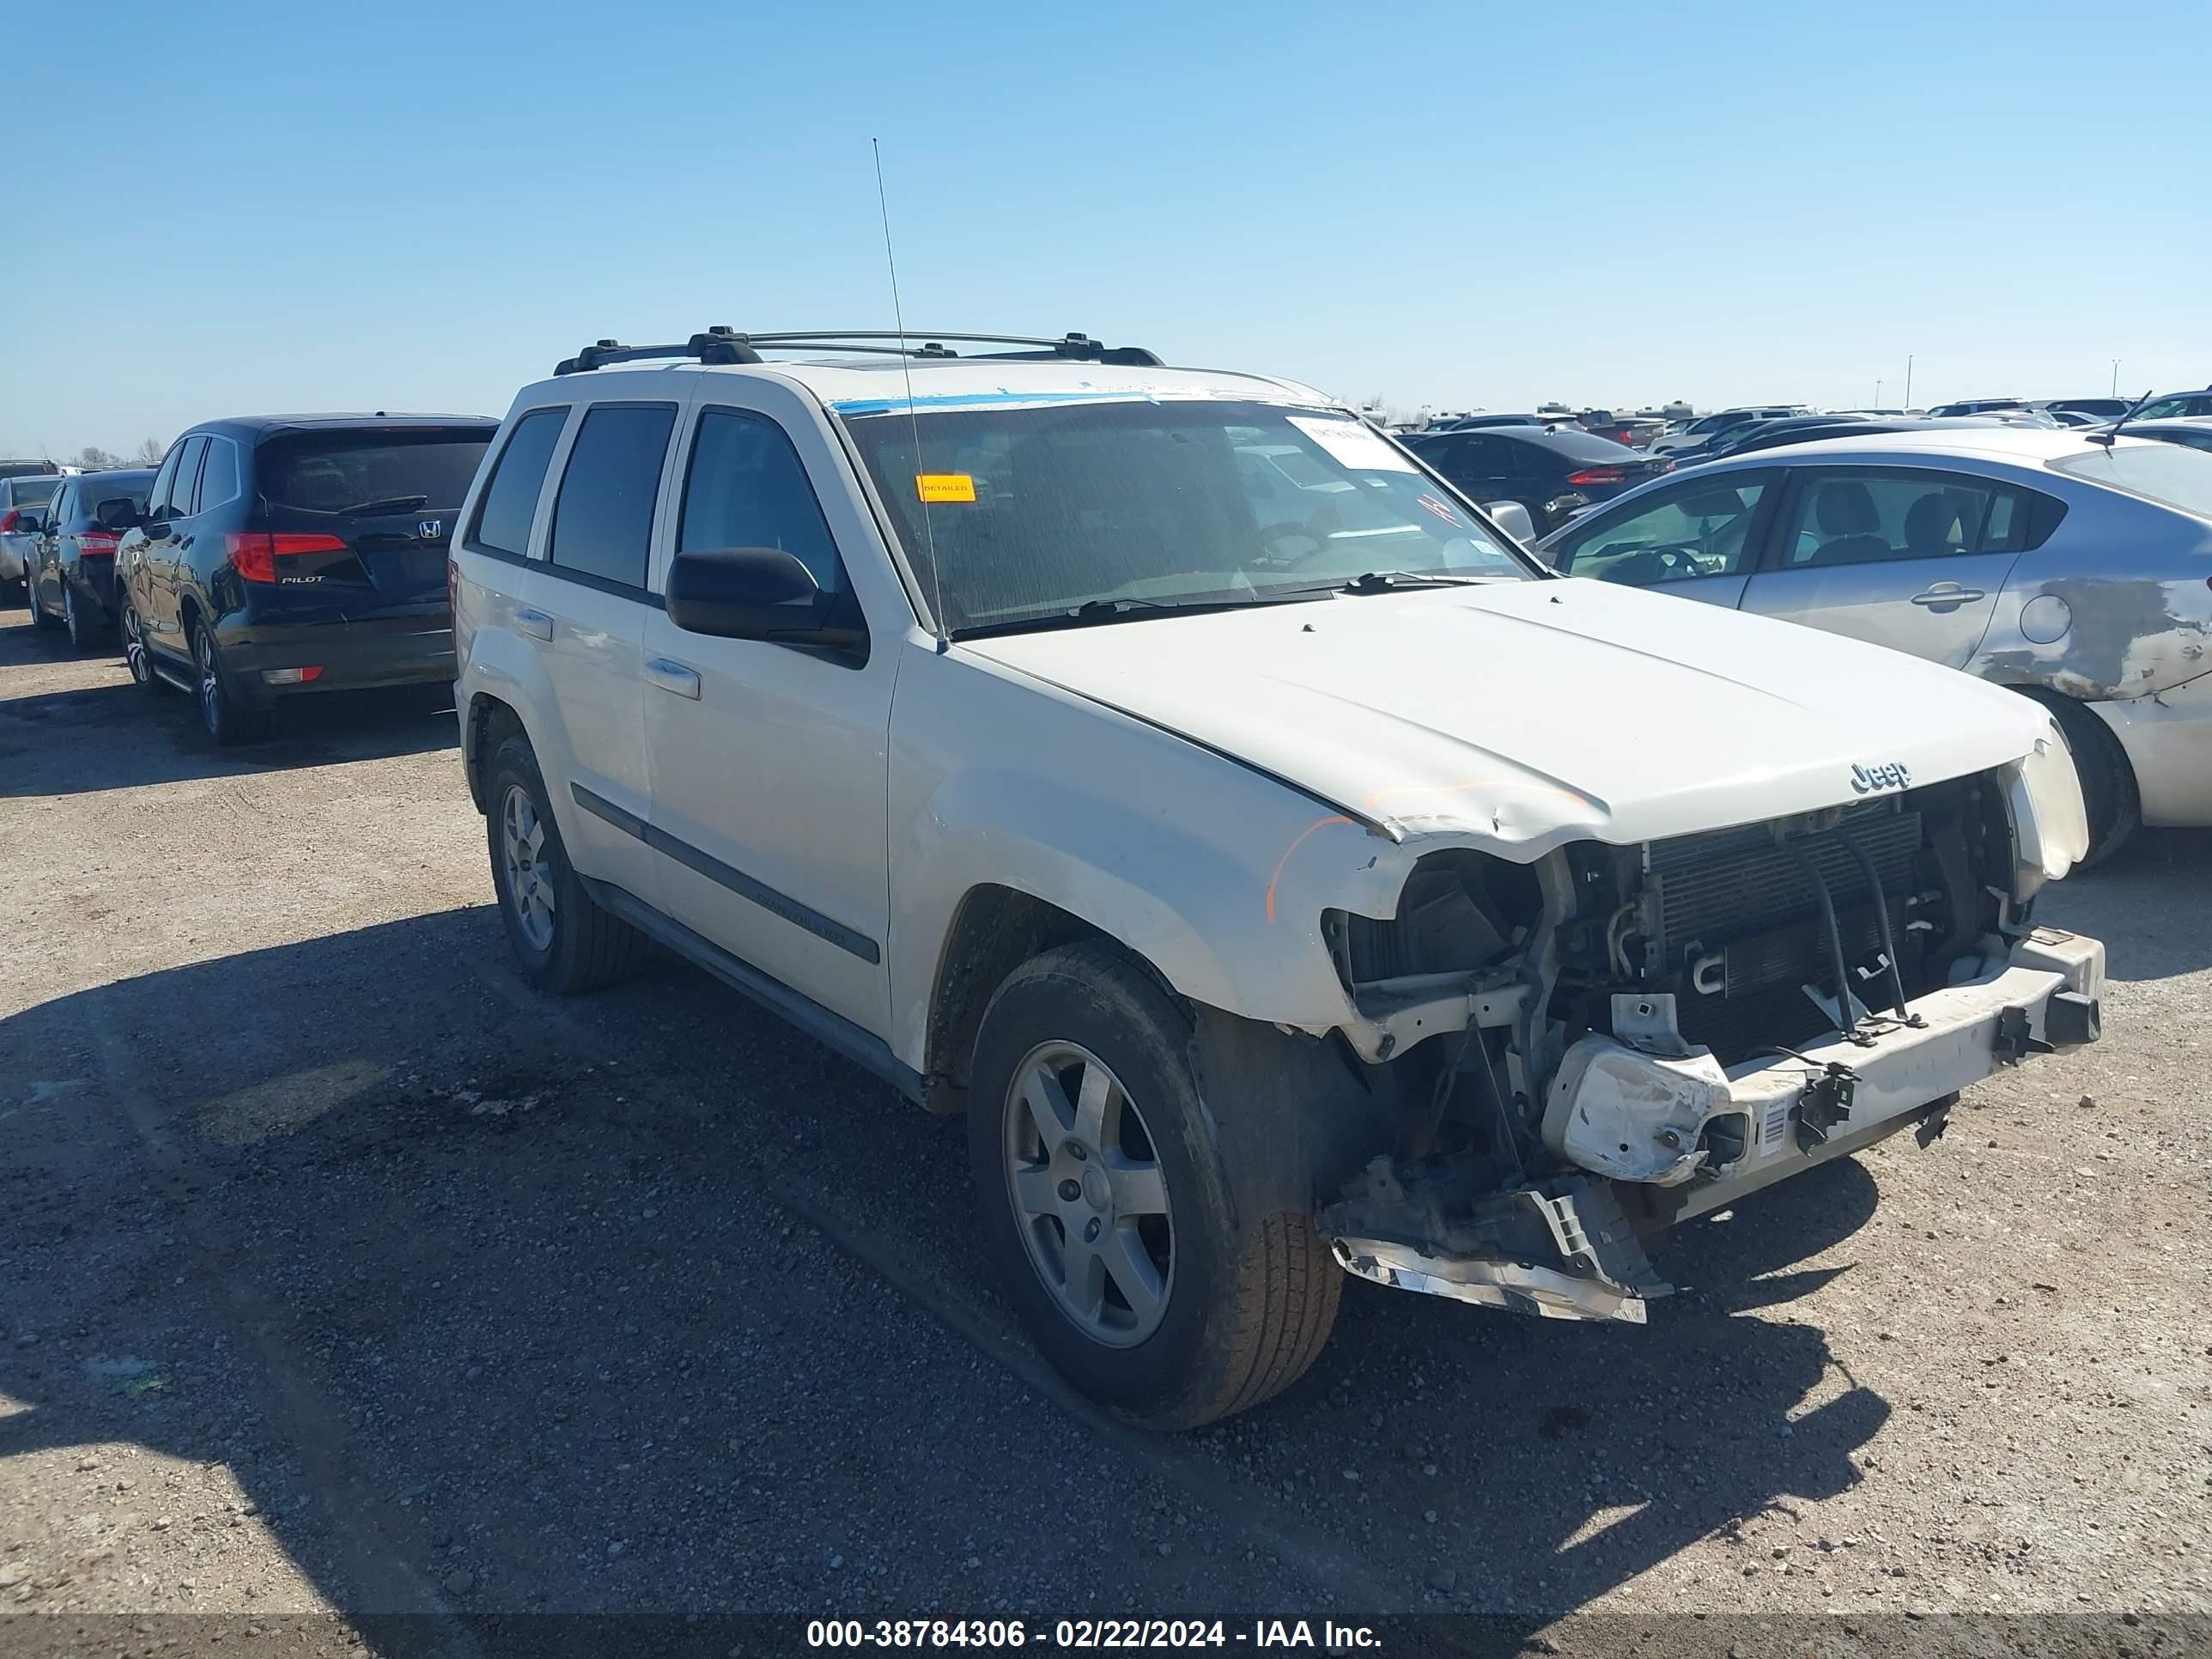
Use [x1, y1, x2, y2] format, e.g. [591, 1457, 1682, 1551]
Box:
[872, 138, 948, 647]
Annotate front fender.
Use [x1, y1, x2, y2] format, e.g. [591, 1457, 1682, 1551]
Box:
[885, 651, 1420, 1074]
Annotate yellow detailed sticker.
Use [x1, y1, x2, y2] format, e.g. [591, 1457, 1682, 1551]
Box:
[915, 472, 977, 503]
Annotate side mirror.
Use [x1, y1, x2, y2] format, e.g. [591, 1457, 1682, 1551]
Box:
[96, 497, 141, 530]
[1482, 500, 1537, 544]
[12, 512, 42, 535]
[665, 546, 865, 652]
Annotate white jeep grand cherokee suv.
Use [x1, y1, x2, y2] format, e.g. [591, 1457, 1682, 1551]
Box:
[452, 328, 2105, 1429]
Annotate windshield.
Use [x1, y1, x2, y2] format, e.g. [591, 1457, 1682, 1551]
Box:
[841, 398, 1533, 635]
[8, 477, 58, 507]
[2051, 441, 2212, 521]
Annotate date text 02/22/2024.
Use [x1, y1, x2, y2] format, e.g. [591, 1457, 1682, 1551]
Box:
[805, 1619, 1382, 1649]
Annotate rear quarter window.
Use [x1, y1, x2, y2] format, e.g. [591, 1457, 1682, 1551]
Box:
[197, 440, 240, 513]
[470, 409, 568, 558]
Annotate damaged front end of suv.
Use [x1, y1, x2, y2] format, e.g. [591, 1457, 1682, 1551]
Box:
[1311, 738, 2103, 1327]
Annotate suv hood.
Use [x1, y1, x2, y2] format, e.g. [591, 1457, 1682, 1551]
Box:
[960, 577, 2053, 854]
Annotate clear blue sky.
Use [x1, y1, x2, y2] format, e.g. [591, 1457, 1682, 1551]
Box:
[5, 0, 2208, 456]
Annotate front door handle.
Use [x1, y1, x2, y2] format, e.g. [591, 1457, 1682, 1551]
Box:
[1910, 582, 1984, 608]
[515, 606, 552, 641]
[645, 657, 701, 700]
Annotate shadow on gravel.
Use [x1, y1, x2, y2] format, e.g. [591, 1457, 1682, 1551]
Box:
[2038, 827, 2212, 981]
[1243, 1154, 1891, 1623]
[0, 904, 1894, 1636]
[0, 678, 457, 798]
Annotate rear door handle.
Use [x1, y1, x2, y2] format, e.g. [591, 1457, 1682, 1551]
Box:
[1910, 583, 1984, 607]
[515, 606, 552, 641]
[645, 657, 701, 700]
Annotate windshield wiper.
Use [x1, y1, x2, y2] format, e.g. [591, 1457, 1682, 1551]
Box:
[952, 592, 1316, 641]
[336, 494, 430, 516]
[1273, 570, 1492, 597]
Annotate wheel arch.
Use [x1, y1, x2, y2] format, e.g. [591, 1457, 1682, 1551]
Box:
[463, 691, 526, 815]
[2008, 683, 2140, 862]
[922, 884, 1120, 1115]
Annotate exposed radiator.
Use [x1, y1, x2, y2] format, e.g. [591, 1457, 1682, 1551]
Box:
[1644, 804, 1923, 974]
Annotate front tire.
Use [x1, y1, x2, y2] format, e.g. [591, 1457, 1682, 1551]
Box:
[194, 619, 270, 745]
[484, 733, 648, 994]
[967, 941, 1340, 1430]
[29, 579, 59, 631]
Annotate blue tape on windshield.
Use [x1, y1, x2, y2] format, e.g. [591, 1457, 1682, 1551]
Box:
[830, 388, 1159, 416]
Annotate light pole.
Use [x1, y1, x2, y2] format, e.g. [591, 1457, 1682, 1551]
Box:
[2111, 359, 2120, 397]
[1904, 355, 1914, 410]
[1875, 378, 1884, 408]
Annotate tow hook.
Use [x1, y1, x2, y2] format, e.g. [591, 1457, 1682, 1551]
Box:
[1796, 1062, 1856, 1152]
[2044, 990, 2101, 1049]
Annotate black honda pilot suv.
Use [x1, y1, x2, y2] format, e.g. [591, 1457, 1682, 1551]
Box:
[114, 414, 496, 743]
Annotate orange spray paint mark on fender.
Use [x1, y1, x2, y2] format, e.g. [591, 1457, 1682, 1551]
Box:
[1266, 815, 1354, 924]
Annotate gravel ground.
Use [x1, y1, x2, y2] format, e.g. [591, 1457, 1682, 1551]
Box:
[1, 602, 2206, 1656]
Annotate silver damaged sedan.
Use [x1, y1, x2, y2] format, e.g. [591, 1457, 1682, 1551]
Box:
[1538, 427, 2212, 860]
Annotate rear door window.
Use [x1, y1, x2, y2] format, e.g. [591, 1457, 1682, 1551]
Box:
[257, 428, 493, 515]
[548, 404, 677, 591]
[1457, 436, 1517, 476]
[1776, 468, 2036, 567]
[471, 408, 568, 558]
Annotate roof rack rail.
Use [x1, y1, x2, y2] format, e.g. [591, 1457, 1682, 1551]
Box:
[554, 327, 1160, 375]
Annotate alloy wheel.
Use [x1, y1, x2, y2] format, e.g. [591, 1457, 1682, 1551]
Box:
[196, 629, 223, 735]
[499, 783, 556, 952]
[1001, 1042, 1174, 1347]
[123, 606, 150, 684]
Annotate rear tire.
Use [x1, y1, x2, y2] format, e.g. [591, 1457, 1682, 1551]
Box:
[194, 619, 270, 745]
[484, 733, 649, 994]
[967, 940, 1340, 1430]
[29, 580, 59, 631]
[122, 603, 163, 695]
[2036, 692, 2138, 866]
[61, 582, 100, 653]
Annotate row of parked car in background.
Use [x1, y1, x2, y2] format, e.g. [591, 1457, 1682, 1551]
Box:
[8, 333, 2203, 1425]
[7, 379, 2210, 865]
[3, 420, 495, 737]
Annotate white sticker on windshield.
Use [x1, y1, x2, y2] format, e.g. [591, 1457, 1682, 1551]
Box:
[1287, 416, 1419, 473]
